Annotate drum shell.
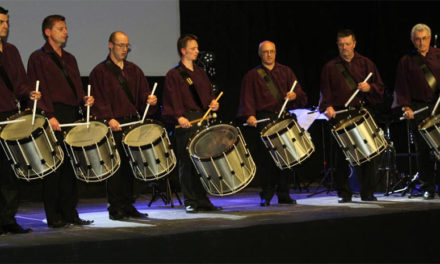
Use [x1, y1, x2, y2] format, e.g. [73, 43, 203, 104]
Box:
[0, 113, 64, 181]
[418, 114, 440, 160]
[188, 124, 256, 196]
[122, 121, 176, 181]
[261, 118, 315, 169]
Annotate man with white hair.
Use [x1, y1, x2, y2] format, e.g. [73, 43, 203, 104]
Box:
[394, 23, 440, 199]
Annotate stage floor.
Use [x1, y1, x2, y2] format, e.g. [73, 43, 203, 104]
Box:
[2, 187, 440, 263]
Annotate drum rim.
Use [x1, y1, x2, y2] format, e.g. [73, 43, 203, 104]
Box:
[419, 114, 440, 130]
[334, 109, 372, 133]
[188, 124, 240, 160]
[1, 115, 48, 144]
[122, 120, 166, 148]
[64, 120, 109, 148]
[261, 118, 296, 139]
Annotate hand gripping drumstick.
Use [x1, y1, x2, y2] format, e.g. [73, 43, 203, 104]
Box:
[31, 80, 40, 126]
[141, 82, 157, 124]
[175, 113, 215, 128]
[242, 117, 271, 126]
[86, 84, 91, 128]
[277, 80, 297, 119]
[344, 72, 373, 108]
[399, 106, 429, 120]
[197, 91, 223, 126]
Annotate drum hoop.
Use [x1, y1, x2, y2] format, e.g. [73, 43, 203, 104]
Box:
[335, 111, 371, 133]
[2, 119, 48, 144]
[261, 119, 295, 139]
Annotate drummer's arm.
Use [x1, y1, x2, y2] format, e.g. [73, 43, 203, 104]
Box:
[402, 106, 414, 119]
[49, 117, 61, 131]
[324, 106, 336, 119]
[109, 119, 122, 131]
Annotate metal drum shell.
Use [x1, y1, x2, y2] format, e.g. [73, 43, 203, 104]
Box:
[418, 114, 440, 160]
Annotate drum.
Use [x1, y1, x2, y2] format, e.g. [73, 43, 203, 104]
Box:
[418, 114, 440, 160]
[122, 120, 176, 181]
[64, 120, 120, 182]
[261, 118, 315, 169]
[0, 112, 64, 181]
[188, 123, 256, 196]
[331, 108, 388, 166]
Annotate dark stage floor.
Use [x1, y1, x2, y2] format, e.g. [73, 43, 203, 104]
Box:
[2, 187, 440, 263]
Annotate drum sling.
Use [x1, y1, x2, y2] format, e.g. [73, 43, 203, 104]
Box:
[256, 67, 283, 104]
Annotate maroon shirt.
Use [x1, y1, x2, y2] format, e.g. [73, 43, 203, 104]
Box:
[89, 58, 155, 120]
[318, 52, 384, 112]
[0, 41, 31, 113]
[162, 63, 214, 123]
[237, 63, 307, 118]
[394, 47, 440, 107]
[27, 42, 85, 118]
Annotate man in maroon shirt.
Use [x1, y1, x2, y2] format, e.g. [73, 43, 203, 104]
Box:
[318, 29, 384, 203]
[0, 6, 41, 234]
[27, 15, 94, 228]
[237, 40, 307, 206]
[90, 31, 158, 220]
[395, 23, 440, 200]
[162, 34, 221, 213]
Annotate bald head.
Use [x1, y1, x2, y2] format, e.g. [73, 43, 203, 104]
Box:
[109, 31, 128, 43]
[258, 41, 276, 56]
[258, 41, 276, 68]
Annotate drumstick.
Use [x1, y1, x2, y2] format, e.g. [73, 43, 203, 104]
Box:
[432, 94, 440, 116]
[86, 84, 91, 129]
[335, 108, 349, 115]
[277, 80, 297, 119]
[0, 119, 25, 125]
[344, 72, 373, 108]
[31, 80, 40, 126]
[242, 118, 271, 126]
[399, 106, 429, 120]
[59, 122, 89, 128]
[141, 82, 157, 124]
[175, 113, 214, 129]
[119, 120, 141, 128]
[197, 91, 223, 126]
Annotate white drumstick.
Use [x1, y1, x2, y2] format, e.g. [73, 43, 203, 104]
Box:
[59, 122, 89, 128]
[31, 80, 40, 126]
[119, 120, 141, 128]
[86, 84, 91, 128]
[432, 94, 440, 116]
[344, 72, 373, 108]
[277, 80, 297, 119]
[400, 105, 429, 120]
[243, 118, 271, 126]
[335, 109, 349, 115]
[0, 119, 25, 125]
[141, 82, 157, 124]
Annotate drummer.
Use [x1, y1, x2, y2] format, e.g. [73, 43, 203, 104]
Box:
[318, 29, 384, 203]
[237, 40, 307, 206]
[89, 31, 158, 220]
[0, 6, 40, 234]
[162, 34, 222, 213]
[27, 14, 94, 228]
[394, 23, 440, 200]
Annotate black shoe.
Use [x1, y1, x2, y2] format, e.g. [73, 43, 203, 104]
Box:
[70, 218, 94, 225]
[338, 196, 352, 203]
[3, 223, 32, 234]
[361, 195, 378, 201]
[109, 211, 127, 220]
[278, 196, 297, 205]
[48, 220, 68, 228]
[260, 198, 270, 207]
[126, 207, 148, 218]
[423, 191, 435, 200]
[185, 205, 198, 213]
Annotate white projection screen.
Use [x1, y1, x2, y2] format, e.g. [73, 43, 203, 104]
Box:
[2, 0, 180, 76]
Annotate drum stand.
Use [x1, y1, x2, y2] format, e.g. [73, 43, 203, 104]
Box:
[148, 176, 182, 208]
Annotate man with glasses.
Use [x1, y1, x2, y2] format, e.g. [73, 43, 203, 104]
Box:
[237, 40, 308, 206]
[394, 23, 440, 199]
[27, 14, 94, 228]
[89, 31, 158, 220]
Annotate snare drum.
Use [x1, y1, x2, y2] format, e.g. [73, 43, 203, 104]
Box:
[188, 123, 256, 196]
[122, 120, 176, 181]
[331, 108, 388, 166]
[418, 114, 440, 160]
[0, 111, 64, 181]
[64, 120, 120, 182]
[261, 118, 315, 169]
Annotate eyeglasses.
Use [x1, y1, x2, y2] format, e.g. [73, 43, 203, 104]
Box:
[112, 42, 131, 49]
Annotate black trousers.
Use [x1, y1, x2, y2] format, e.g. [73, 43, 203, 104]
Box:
[43, 104, 80, 225]
[106, 116, 137, 215]
[0, 110, 20, 226]
[255, 111, 293, 201]
[174, 111, 213, 208]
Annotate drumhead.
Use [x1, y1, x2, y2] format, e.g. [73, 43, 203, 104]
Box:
[262, 119, 292, 136]
[123, 123, 163, 147]
[0, 114, 46, 140]
[190, 124, 238, 159]
[65, 121, 108, 147]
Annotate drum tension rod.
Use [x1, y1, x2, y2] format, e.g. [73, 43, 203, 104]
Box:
[291, 138, 296, 142]
[155, 159, 160, 164]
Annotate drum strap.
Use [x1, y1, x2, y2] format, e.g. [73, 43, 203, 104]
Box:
[0, 55, 21, 111]
[411, 54, 438, 95]
[104, 59, 135, 105]
[256, 67, 283, 103]
[176, 64, 204, 109]
[335, 62, 357, 92]
[48, 51, 78, 100]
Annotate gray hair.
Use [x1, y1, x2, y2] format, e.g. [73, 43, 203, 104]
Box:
[258, 40, 276, 55]
[411, 23, 431, 39]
